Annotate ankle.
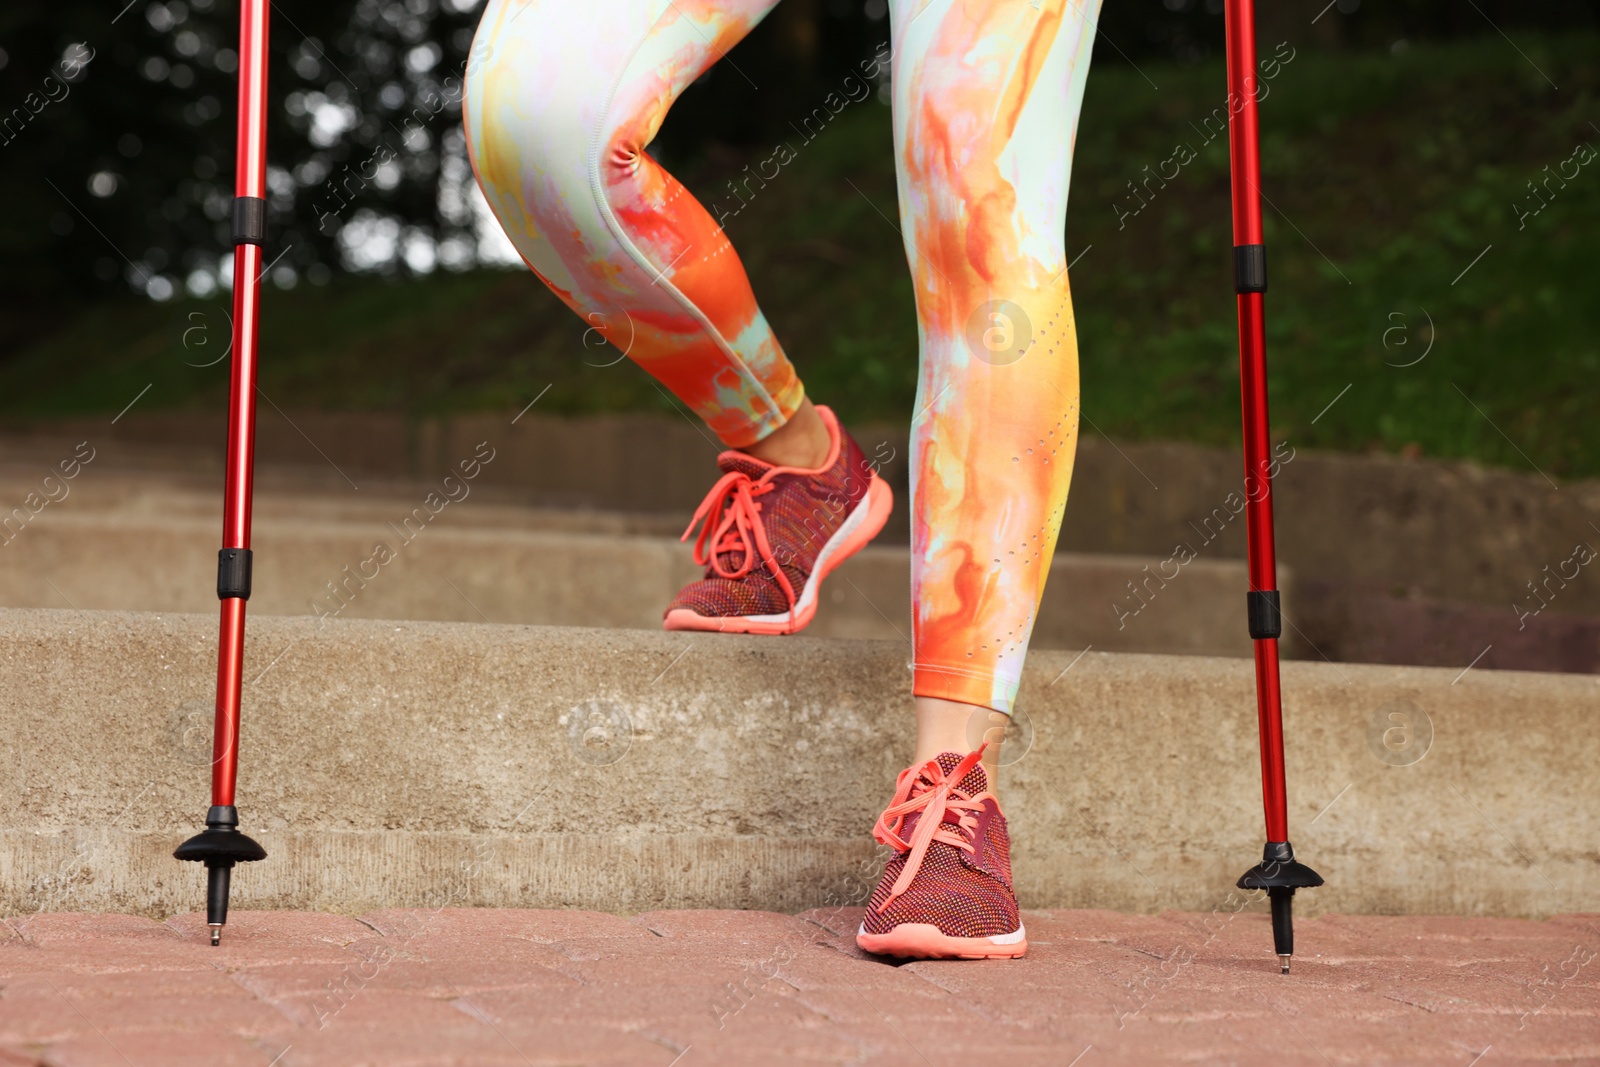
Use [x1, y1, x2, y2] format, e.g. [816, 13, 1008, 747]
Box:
[744, 399, 831, 470]
[913, 697, 1006, 785]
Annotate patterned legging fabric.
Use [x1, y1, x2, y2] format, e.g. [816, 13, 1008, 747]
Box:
[465, 0, 1099, 715]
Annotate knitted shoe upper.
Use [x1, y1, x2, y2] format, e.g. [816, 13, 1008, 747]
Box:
[669, 406, 874, 619]
[861, 750, 1020, 940]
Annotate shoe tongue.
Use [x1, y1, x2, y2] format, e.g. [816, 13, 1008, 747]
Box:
[930, 751, 988, 796]
[716, 450, 773, 480]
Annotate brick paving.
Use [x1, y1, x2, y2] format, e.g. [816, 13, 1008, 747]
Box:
[2, 908, 1597, 1066]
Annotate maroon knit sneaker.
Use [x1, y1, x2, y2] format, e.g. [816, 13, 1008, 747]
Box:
[856, 748, 1026, 960]
[664, 405, 892, 635]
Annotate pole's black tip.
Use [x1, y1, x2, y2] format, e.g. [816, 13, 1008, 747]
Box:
[205, 860, 234, 929]
[1237, 841, 1322, 974]
[1269, 885, 1296, 959]
[175, 806, 265, 944]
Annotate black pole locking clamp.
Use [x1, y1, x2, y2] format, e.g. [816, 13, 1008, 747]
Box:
[231, 196, 268, 246]
[217, 548, 253, 601]
[1234, 243, 1267, 294]
[1246, 589, 1281, 640]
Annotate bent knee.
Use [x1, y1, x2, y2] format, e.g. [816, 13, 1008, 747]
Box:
[464, 2, 624, 163]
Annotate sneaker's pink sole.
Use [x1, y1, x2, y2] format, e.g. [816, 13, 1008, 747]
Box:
[663, 474, 893, 636]
[856, 922, 1028, 960]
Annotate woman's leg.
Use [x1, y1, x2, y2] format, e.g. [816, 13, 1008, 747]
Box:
[465, 0, 893, 633]
[896, 0, 1100, 735]
[464, 0, 801, 450]
[858, 0, 1099, 960]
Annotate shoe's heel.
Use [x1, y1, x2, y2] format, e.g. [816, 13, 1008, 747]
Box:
[823, 474, 894, 575]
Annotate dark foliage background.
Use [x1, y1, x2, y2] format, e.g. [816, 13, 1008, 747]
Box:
[1, 0, 1595, 356]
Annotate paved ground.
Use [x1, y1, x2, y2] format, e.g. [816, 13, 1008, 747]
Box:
[2, 909, 1597, 1066]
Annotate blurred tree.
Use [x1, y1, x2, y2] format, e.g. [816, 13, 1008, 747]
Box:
[1092, 0, 1599, 68]
[0, 0, 1594, 359]
[0, 0, 483, 353]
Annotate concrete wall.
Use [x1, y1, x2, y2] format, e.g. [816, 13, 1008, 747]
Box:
[2, 609, 1592, 920]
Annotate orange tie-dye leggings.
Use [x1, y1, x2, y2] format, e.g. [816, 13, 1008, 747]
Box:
[465, 0, 1099, 715]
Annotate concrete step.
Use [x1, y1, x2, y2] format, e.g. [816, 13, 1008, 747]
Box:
[9, 418, 1600, 675]
[11, 408, 1600, 619]
[0, 508, 1273, 659]
[1, 608, 1591, 920]
[0, 452, 688, 536]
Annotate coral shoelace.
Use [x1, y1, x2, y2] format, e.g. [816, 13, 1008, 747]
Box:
[680, 469, 798, 610]
[871, 747, 991, 912]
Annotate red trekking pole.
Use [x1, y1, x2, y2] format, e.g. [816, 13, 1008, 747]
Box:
[1221, 0, 1322, 973]
[173, 0, 271, 946]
